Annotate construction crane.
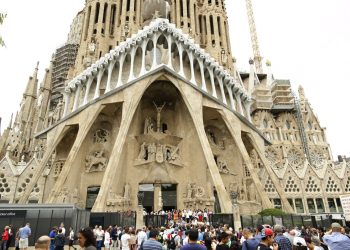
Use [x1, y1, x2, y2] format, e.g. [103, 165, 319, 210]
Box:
[245, 0, 263, 73]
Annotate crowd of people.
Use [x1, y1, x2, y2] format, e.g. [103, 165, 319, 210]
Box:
[4, 219, 350, 250]
[143, 209, 214, 224]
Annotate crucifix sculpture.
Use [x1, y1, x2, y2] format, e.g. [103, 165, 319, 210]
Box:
[153, 101, 166, 132]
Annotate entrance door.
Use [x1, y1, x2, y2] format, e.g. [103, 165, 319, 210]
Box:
[139, 184, 154, 213]
[161, 184, 177, 211]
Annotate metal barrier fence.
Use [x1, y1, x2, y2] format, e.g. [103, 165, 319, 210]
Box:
[143, 214, 234, 228]
[0, 205, 89, 247]
[240, 214, 333, 229]
[90, 212, 136, 228]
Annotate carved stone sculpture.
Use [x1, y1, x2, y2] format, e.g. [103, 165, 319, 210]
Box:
[143, 0, 171, 22]
[144, 117, 155, 134]
[93, 129, 110, 143]
[85, 151, 108, 172]
[217, 157, 236, 175]
[106, 185, 132, 209]
[184, 182, 214, 210]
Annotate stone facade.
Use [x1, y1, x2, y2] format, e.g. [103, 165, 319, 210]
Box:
[0, 0, 347, 216]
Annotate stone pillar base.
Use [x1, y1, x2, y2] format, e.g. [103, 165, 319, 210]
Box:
[136, 205, 144, 229]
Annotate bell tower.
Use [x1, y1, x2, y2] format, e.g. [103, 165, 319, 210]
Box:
[195, 0, 233, 69]
[74, 0, 144, 74]
[73, 0, 234, 75]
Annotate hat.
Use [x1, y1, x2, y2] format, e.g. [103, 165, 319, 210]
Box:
[331, 222, 342, 228]
[261, 228, 274, 237]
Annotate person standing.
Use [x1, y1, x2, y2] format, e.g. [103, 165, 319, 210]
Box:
[59, 223, 66, 237]
[121, 227, 131, 250]
[95, 226, 104, 250]
[54, 229, 65, 250]
[19, 223, 31, 250]
[180, 230, 206, 250]
[216, 232, 230, 250]
[49, 228, 57, 250]
[137, 227, 147, 250]
[1, 226, 9, 250]
[78, 228, 97, 250]
[323, 223, 350, 250]
[241, 228, 260, 250]
[255, 228, 278, 250]
[35, 235, 51, 250]
[6, 225, 12, 250]
[140, 229, 162, 250]
[68, 227, 76, 250]
[274, 225, 292, 250]
[104, 228, 111, 250]
[111, 226, 118, 250]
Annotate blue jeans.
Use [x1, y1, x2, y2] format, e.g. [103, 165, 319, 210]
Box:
[96, 240, 103, 250]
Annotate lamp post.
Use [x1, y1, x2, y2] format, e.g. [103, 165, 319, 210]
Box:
[230, 191, 242, 232]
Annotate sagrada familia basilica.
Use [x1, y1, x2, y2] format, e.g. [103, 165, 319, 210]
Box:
[0, 0, 349, 216]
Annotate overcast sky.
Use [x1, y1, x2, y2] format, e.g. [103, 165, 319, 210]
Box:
[0, 0, 349, 159]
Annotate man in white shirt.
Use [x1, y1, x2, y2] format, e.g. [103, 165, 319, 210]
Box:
[137, 227, 147, 249]
[121, 227, 131, 250]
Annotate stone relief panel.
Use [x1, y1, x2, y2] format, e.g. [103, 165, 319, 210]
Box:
[135, 104, 183, 167]
[183, 182, 215, 209]
[216, 156, 236, 175]
[85, 151, 109, 173]
[265, 146, 283, 170]
[106, 183, 131, 209]
[93, 129, 110, 143]
[205, 127, 226, 152]
[56, 187, 84, 207]
[249, 149, 263, 169]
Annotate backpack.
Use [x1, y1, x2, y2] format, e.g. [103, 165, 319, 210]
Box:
[168, 235, 176, 250]
[157, 233, 164, 244]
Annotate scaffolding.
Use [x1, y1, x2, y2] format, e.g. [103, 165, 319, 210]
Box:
[293, 92, 311, 163]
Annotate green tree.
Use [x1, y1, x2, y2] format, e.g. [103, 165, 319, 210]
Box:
[258, 208, 287, 216]
[0, 13, 7, 47]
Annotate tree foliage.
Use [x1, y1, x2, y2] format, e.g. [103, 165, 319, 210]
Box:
[0, 13, 7, 47]
[258, 208, 287, 216]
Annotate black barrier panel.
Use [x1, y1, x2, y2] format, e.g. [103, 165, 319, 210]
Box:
[90, 212, 136, 228]
[209, 214, 234, 228]
[144, 215, 168, 227]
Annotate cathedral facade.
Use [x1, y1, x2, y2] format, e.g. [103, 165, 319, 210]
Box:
[0, 0, 348, 216]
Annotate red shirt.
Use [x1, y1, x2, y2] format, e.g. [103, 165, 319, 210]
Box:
[2, 230, 9, 241]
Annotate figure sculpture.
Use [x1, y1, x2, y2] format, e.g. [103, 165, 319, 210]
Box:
[85, 151, 108, 172]
[143, 0, 171, 23]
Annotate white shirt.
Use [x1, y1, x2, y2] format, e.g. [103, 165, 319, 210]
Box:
[121, 233, 131, 250]
[69, 230, 75, 240]
[137, 231, 147, 246]
[183, 237, 189, 246]
[104, 232, 111, 245]
[96, 230, 104, 241]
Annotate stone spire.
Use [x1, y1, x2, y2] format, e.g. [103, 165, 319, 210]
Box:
[35, 62, 53, 133]
[19, 62, 39, 123]
[248, 58, 255, 95]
